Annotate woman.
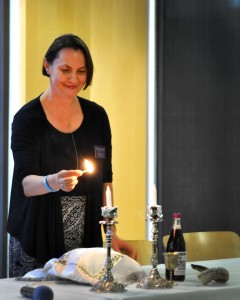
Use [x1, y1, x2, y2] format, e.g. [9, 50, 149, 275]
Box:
[7, 34, 136, 277]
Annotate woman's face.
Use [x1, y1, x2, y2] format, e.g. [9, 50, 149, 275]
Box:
[45, 48, 87, 97]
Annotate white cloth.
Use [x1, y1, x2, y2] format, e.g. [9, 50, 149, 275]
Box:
[1, 258, 239, 300]
[24, 248, 143, 286]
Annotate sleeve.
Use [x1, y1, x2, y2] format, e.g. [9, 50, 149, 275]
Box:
[11, 112, 42, 183]
[101, 108, 113, 183]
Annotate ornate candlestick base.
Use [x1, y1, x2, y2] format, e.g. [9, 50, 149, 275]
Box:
[91, 279, 126, 293]
[91, 206, 127, 293]
[137, 269, 171, 289]
[137, 205, 172, 289]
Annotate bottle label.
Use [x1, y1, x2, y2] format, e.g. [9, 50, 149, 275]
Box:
[174, 252, 186, 276]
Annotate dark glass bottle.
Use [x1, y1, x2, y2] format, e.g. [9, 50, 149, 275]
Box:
[165, 212, 186, 281]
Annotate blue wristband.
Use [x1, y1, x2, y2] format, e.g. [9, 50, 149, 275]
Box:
[43, 175, 59, 192]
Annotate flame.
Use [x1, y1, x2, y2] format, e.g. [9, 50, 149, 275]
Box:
[85, 159, 94, 173]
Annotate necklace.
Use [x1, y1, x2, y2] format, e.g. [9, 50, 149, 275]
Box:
[48, 98, 77, 132]
[63, 100, 76, 132]
[44, 96, 81, 170]
[71, 132, 79, 169]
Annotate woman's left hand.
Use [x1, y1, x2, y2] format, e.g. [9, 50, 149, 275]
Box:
[111, 233, 138, 261]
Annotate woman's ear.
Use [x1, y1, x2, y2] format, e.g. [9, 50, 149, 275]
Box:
[43, 58, 50, 74]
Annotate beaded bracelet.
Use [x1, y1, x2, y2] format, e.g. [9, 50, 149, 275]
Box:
[43, 175, 59, 192]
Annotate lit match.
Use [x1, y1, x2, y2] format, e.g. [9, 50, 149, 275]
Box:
[81, 159, 94, 174]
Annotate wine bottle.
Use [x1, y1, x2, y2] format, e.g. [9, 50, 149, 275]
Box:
[165, 212, 186, 281]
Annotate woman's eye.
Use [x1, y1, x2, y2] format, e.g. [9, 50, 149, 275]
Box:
[77, 69, 86, 75]
[62, 69, 70, 74]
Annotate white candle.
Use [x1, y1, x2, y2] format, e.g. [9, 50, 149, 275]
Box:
[152, 184, 157, 206]
[106, 186, 112, 207]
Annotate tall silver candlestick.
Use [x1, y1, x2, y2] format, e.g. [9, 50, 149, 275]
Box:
[91, 206, 126, 293]
[137, 205, 171, 289]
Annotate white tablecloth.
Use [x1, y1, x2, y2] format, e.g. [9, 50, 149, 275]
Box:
[0, 258, 239, 299]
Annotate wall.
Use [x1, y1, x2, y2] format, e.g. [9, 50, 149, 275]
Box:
[0, 0, 9, 279]
[157, 0, 240, 237]
[25, 0, 147, 239]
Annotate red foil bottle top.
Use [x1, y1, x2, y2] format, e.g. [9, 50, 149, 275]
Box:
[173, 212, 181, 218]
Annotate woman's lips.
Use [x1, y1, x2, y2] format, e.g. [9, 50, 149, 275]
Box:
[65, 85, 78, 89]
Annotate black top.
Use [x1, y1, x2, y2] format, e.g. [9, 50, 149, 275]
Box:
[7, 96, 112, 263]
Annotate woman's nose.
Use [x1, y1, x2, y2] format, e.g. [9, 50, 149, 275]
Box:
[68, 72, 78, 81]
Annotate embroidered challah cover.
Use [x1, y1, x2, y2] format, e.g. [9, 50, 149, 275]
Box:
[41, 247, 142, 285]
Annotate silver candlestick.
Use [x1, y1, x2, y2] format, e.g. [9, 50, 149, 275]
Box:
[91, 206, 126, 293]
[137, 205, 172, 289]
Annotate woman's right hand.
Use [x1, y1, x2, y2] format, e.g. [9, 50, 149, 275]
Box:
[56, 169, 83, 192]
[22, 170, 83, 197]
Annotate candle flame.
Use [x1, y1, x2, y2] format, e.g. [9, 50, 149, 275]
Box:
[84, 159, 94, 173]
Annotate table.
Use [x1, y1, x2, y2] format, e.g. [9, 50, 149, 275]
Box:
[0, 258, 239, 299]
